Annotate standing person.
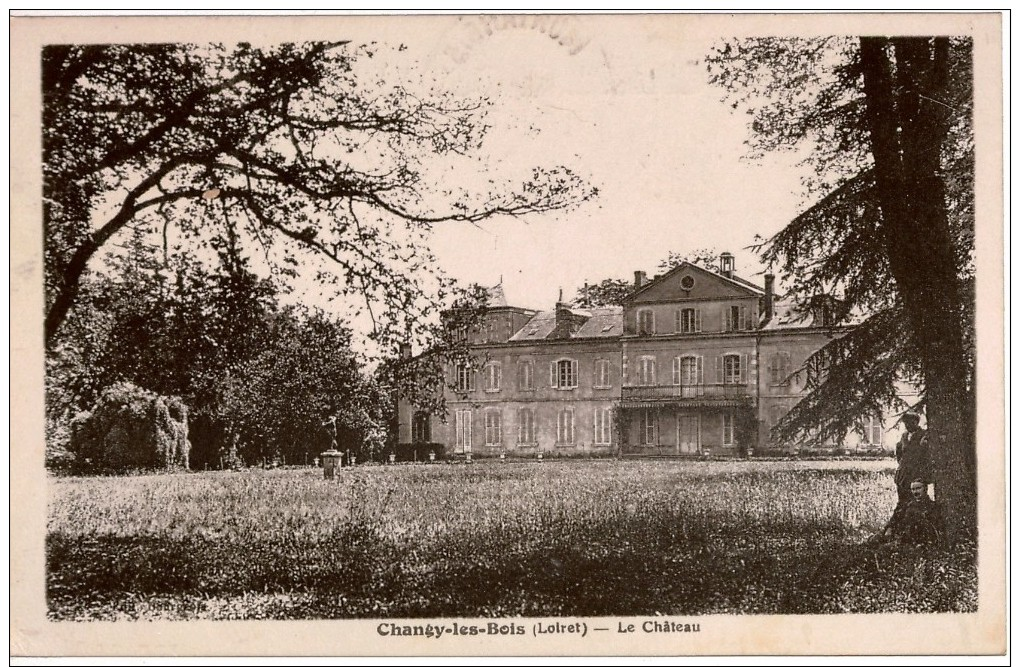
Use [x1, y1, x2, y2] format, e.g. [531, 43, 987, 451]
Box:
[895, 412, 931, 504]
[881, 412, 931, 539]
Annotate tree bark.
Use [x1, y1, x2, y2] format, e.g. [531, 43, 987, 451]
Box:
[860, 37, 976, 544]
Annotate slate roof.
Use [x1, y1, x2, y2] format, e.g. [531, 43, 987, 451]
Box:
[574, 307, 624, 338]
[760, 299, 816, 330]
[484, 283, 508, 308]
[508, 306, 623, 341]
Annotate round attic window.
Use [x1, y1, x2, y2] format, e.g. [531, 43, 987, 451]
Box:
[680, 275, 695, 290]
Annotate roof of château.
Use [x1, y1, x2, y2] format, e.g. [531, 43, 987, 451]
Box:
[761, 299, 816, 330]
[761, 297, 859, 330]
[508, 306, 623, 341]
[574, 307, 624, 338]
[509, 310, 558, 341]
[484, 283, 508, 308]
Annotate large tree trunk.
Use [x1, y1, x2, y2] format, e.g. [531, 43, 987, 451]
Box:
[859, 37, 976, 544]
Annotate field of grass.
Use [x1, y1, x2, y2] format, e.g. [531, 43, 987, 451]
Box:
[47, 459, 977, 620]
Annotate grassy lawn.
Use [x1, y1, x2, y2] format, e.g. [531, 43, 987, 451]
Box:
[46, 459, 977, 620]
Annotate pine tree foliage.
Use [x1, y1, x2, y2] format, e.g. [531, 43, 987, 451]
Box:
[707, 37, 977, 541]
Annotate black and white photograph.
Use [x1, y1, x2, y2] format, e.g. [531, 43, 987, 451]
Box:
[11, 11, 1005, 657]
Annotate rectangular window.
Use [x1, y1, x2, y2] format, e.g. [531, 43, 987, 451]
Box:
[484, 410, 502, 446]
[455, 410, 472, 452]
[557, 409, 575, 445]
[675, 356, 703, 396]
[677, 308, 700, 333]
[864, 415, 883, 446]
[642, 409, 657, 445]
[725, 305, 750, 332]
[594, 408, 612, 445]
[769, 351, 791, 386]
[412, 412, 431, 443]
[722, 354, 744, 385]
[517, 360, 534, 391]
[455, 364, 475, 392]
[594, 359, 611, 388]
[637, 309, 654, 335]
[722, 412, 735, 446]
[484, 363, 501, 392]
[638, 356, 656, 386]
[552, 359, 578, 389]
[518, 408, 536, 444]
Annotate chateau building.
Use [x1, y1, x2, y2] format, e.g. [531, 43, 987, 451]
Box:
[397, 253, 908, 458]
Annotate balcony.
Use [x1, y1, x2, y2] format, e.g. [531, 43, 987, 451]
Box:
[621, 383, 753, 407]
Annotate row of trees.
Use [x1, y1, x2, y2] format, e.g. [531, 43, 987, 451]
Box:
[46, 225, 388, 468]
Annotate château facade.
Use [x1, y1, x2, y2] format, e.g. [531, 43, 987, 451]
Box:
[396, 253, 910, 458]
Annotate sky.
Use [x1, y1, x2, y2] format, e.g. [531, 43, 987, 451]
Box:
[346, 15, 811, 311]
[65, 15, 825, 357]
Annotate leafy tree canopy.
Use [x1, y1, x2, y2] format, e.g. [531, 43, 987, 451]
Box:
[43, 41, 597, 355]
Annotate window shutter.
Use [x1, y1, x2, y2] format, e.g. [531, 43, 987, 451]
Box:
[695, 308, 702, 332]
[715, 356, 723, 384]
[571, 410, 576, 444]
[571, 359, 578, 387]
[550, 361, 557, 387]
[696, 356, 704, 385]
[740, 306, 748, 330]
[672, 357, 680, 385]
[675, 310, 682, 332]
[740, 353, 748, 384]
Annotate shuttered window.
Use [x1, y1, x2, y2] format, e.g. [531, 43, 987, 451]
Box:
[677, 308, 701, 333]
[557, 409, 575, 444]
[484, 410, 502, 446]
[517, 408, 536, 444]
[550, 359, 578, 389]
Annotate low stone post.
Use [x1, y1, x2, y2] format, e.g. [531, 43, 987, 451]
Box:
[321, 449, 342, 479]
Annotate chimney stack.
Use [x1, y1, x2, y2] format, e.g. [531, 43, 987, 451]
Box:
[634, 270, 647, 288]
[764, 274, 775, 324]
[719, 252, 735, 279]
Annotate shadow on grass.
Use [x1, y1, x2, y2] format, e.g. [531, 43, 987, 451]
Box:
[47, 519, 976, 620]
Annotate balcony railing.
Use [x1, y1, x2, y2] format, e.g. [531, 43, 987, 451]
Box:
[621, 383, 752, 402]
